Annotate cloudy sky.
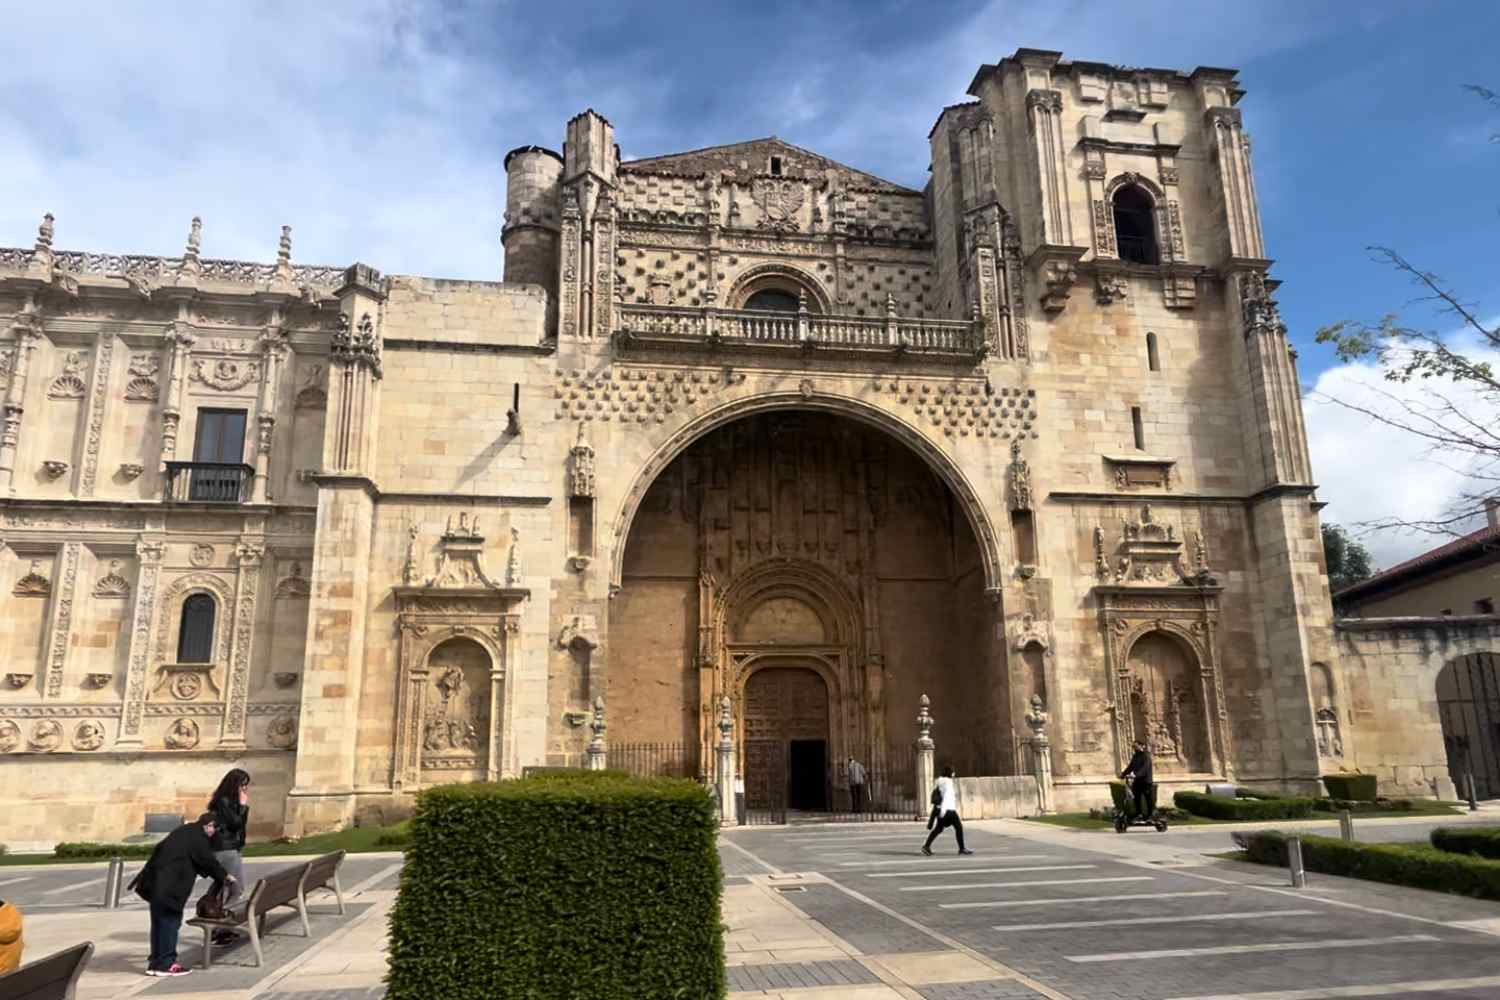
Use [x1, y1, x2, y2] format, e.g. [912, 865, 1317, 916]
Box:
[2, 1, 1495, 568]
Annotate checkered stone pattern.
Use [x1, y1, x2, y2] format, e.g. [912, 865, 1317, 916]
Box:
[917, 981, 1051, 999]
[728, 959, 879, 993]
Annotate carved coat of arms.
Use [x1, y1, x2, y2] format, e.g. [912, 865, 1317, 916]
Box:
[755, 178, 804, 233]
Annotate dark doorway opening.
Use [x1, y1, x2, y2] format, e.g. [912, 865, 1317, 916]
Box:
[789, 739, 827, 810]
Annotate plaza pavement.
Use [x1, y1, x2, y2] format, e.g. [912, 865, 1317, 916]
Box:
[5, 811, 1500, 999]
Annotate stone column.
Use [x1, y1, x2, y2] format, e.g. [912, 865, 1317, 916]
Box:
[220, 538, 264, 749]
[117, 539, 165, 747]
[586, 696, 607, 771]
[1025, 695, 1055, 815]
[915, 694, 935, 820]
[716, 696, 736, 826]
[158, 319, 196, 477]
[0, 312, 42, 495]
[251, 322, 287, 504]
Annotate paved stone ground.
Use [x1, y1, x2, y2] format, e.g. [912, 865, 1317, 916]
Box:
[9, 816, 1500, 998]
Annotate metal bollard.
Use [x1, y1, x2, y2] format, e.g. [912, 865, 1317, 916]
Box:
[1287, 836, 1306, 888]
[102, 857, 123, 908]
[1338, 810, 1354, 842]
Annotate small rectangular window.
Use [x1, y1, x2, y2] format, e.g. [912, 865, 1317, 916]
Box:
[193, 409, 247, 463]
[1147, 332, 1161, 372]
[770, 156, 782, 176]
[1131, 406, 1145, 450]
[1477, 598, 1496, 615]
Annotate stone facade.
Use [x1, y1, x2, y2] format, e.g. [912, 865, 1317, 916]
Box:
[0, 48, 1435, 845]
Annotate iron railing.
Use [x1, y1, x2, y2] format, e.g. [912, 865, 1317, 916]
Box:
[610, 741, 702, 781]
[163, 462, 254, 503]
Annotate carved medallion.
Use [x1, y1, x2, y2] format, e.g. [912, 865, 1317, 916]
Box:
[73, 720, 106, 751]
[0, 720, 19, 753]
[189, 544, 215, 567]
[267, 715, 297, 750]
[171, 672, 202, 701]
[164, 717, 200, 750]
[28, 720, 63, 752]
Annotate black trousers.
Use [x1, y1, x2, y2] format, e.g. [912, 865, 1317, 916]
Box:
[850, 783, 866, 813]
[923, 811, 966, 851]
[148, 900, 182, 971]
[1131, 780, 1154, 819]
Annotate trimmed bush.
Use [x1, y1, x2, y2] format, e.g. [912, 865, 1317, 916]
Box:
[53, 842, 155, 859]
[1234, 786, 1283, 800]
[1173, 791, 1315, 821]
[1431, 826, 1500, 860]
[1321, 773, 1377, 802]
[387, 773, 724, 1000]
[1313, 797, 1415, 814]
[1239, 830, 1500, 902]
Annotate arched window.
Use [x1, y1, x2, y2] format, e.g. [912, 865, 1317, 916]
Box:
[1113, 185, 1159, 265]
[1146, 332, 1161, 372]
[744, 289, 801, 312]
[177, 594, 216, 663]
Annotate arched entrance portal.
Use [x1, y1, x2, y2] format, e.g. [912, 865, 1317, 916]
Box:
[1125, 631, 1211, 774]
[744, 666, 830, 810]
[606, 409, 1009, 807]
[1438, 652, 1500, 799]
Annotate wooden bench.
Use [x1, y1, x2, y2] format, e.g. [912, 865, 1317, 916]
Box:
[0, 942, 93, 1000]
[186, 850, 346, 968]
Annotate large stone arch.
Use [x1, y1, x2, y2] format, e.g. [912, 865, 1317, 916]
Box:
[725, 262, 832, 313]
[606, 391, 1003, 597]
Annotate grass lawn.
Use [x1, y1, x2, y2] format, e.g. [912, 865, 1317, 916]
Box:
[1021, 812, 1213, 830]
[1022, 801, 1462, 831]
[0, 821, 410, 867]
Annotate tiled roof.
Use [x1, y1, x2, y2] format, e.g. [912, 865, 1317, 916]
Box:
[1334, 522, 1500, 601]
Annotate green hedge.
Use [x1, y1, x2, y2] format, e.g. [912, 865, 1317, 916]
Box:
[1430, 826, 1500, 860]
[1240, 830, 1500, 901]
[1173, 791, 1315, 821]
[1321, 773, 1377, 801]
[54, 842, 155, 859]
[387, 773, 724, 1000]
[1313, 797, 1415, 814]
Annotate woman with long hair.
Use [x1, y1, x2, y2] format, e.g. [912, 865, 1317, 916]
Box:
[206, 769, 251, 916]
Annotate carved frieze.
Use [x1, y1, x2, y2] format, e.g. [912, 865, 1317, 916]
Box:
[1008, 439, 1033, 511]
[191, 357, 260, 392]
[568, 426, 595, 498]
[28, 720, 63, 752]
[189, 544, 215, 567]
[44, 544, 80, 698]
[0, 720, 18, 753]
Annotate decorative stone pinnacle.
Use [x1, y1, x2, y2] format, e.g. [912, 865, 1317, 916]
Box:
[916, 693, 934, 749]
[278, 225, 292, 263]
[718, 695, 734, 747]
[887, 292, 898, 317]
[185, 217, 202, 258]
[588, 696, 606, 747]
[36, 213, 54, 251]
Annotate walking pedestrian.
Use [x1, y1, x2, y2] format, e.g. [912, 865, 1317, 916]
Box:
[0, 897, 22, 974]
[846, 756, 867, 813]
[130, 813, 233, 978]
[206, 768, 251, 946]
[921, 765, 974, 856]
[1120, 739, 1155, 820]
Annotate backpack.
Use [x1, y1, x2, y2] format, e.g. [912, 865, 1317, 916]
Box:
[930, 785, 943, 807]
[195, 881, 229, 920]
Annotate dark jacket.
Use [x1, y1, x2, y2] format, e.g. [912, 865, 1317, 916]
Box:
[1121, 748, 1153, 786]
[208, 795, 248, 852]
[141, 823, 228, 910]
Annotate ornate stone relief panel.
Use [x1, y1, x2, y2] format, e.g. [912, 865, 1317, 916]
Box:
[555, 366, 746, 423]
[47, 350, 88, 399]
[871, 377, 1038, 440]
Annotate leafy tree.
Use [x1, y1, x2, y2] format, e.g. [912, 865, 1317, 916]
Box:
[1321, 523, 1374, 592]
[1312, 85, 1498, 537]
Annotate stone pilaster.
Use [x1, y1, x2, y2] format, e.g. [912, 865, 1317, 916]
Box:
[117, 538, 164, 746]
[78, 333, 115, 496]
[41, 542, 80, 699]
[1202, 101, 1265, 260]
[1025, 88, 1074, 247]
[0, 311, 42, 494]
[158, 318, 196, 473]
[251, 322, 288, 503]
[220, 538, 265, 749]
[325, 265, 384, 474]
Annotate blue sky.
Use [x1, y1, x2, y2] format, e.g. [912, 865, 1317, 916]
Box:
[2, 1, 1495, 564]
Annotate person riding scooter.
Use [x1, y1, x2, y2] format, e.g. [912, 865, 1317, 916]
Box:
[1120, 739, 1155, 820]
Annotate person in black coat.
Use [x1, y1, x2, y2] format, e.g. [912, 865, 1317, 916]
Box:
[1120, 740, 1155, 820]
[136, 813, 233, 977]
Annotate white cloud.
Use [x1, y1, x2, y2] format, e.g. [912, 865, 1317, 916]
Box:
[1305, 328, 1500, 569]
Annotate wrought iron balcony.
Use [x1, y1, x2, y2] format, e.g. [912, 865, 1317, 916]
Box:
[614, 304, 984, 361]
[163, 462, 254, 503]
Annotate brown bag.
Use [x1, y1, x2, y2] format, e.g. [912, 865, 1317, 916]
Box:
[195, 882, 228, 920]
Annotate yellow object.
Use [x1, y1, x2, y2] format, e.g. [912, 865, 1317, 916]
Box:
[0, 900, 22, 974]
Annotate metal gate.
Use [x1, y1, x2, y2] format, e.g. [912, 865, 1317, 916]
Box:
[821, 743, 920, 823]
[1438, 651, 1500, 800]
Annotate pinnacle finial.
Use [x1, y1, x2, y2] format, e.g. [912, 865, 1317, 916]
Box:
[186, 216, 202, 258]
[277, 225, 292, 265]
[36, 213, 55, 251]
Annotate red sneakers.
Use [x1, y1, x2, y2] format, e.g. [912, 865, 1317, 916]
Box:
[147, 963, 193, 977]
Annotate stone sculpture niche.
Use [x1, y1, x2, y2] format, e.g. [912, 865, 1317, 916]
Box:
[419, 638, 492, 774]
